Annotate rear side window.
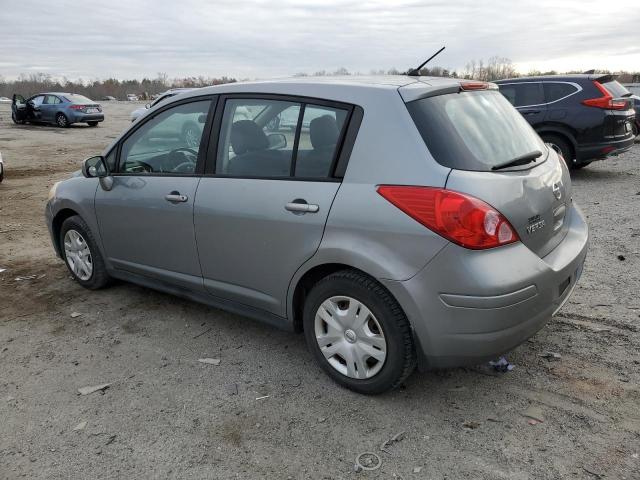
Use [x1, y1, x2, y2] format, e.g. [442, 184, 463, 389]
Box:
[497, 83, 544, 107]
[407, 90, 546, 171]
[215, 98, 348, 178]
[544, 82, 578, 103]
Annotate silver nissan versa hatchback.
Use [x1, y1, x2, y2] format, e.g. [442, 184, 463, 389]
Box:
[45, 76, 588, 394]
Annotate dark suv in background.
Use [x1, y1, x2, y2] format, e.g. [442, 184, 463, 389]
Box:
[495, 75, 635, 169]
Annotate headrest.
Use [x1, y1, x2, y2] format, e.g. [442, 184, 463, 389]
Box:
[310, 115, 339, 149]
[231, 120, 268, 155]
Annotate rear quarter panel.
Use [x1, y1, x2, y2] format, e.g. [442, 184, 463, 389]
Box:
[291, 89, 451, 287]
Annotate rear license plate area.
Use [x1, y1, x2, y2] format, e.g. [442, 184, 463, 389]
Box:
[86, 108, 98, 113]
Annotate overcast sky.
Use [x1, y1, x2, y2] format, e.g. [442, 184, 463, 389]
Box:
[1, 0, 639, 81]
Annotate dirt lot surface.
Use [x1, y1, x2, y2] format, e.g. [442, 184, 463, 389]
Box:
[1, 102, 639, 479]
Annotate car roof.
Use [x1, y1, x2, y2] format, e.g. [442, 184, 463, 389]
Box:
[495, 73, 616, 83]
[176, 75, 463, 105]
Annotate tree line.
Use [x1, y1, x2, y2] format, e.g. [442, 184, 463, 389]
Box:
[1, 58, 638, 100]
[0, 73, 237, 100]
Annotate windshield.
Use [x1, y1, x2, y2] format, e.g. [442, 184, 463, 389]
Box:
[601, 80, 631, 98]
[407, 90, 547, 171]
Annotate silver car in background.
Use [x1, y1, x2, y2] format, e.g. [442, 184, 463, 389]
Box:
[45, 76, 588, 394]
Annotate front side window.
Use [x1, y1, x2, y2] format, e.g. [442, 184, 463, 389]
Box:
[31, 95, 45, 106]
[216, 98, 349, 178]
[119, 100, 211, 175]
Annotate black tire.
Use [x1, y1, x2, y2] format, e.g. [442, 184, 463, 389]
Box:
[541, 134, 576, 169]
[303, 269, 416, 394]
[56, 112, 69, 128]
[570, 161, 591, 170]
[87, 121, 99, 127]
[59, 215, 111, 290]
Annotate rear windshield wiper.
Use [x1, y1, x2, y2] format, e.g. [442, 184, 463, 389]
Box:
[492, 150, 542, 171]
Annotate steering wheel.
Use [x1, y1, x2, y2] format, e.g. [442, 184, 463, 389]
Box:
[168, 147, 198, 173]
[125, 161, 153, 173]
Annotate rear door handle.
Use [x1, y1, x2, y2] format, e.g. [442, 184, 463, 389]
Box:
[521, 110, 541, 115]
[285, 201, 319, 214]
[165, 191, 188, 203]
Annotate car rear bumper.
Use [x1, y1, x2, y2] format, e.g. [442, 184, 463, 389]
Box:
[68, 112, 104, 124]
[576, 135, 635, 163]
[382, 202, 588, 370]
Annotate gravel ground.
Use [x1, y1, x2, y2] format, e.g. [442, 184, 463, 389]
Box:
[0, 102, 639, 479]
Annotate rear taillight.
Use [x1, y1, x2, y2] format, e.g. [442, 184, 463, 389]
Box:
[377, 186, 519, 250]
[69, 104, 84, 110]
[582, 81, 628, 110]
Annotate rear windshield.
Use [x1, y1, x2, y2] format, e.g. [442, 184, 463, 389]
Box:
[407, 90, 546, 171]
[63, 94, 94, 104]
[601, 80, 631, 98]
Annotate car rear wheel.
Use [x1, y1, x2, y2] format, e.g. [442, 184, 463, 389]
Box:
[542, 134, 576, 169]
[87, 121, 99, 127]
[60, 215, 110, 290]
[56, 113, 69, 128]
[303, 269, 416, 394]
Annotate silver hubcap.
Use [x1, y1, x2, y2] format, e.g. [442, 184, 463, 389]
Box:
[64, 229, 93, 281]
[314, 296, 387, 379]
[57, 115, 66, 126]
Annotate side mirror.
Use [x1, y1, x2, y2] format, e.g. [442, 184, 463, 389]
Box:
[267, 133, 287, 150]
[82, 155, 108, 178]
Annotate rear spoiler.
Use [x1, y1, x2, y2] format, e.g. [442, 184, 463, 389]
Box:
[588, 73, 618, 83]
[399, 81, 498, 103]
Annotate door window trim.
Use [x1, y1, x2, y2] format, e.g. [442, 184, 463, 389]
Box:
[204, 93, 361, 182]
[111, 94, 218, 177]
[498, 81, 582, 108]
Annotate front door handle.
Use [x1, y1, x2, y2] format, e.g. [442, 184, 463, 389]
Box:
[285, 201, 319, 214]
[521, 110, 541, 115]
[165, 191, 188, 203]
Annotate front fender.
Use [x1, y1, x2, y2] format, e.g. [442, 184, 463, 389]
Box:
[47, 177, 106, 263]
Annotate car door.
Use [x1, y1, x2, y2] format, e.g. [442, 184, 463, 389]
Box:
[41, 94, 59, 123]
[95, 96, 215, 290]
[499, 82, 546, 125]
[194, 96, 353, 317]
[28, 95, 45, 121]
[12, 94, 28, 121]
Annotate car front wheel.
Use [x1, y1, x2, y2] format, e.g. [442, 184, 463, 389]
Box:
[303, 269, 416, 394]
[60, 215, 110, 289]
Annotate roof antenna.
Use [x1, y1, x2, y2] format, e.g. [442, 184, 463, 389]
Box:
[406, 46, 446, 76]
